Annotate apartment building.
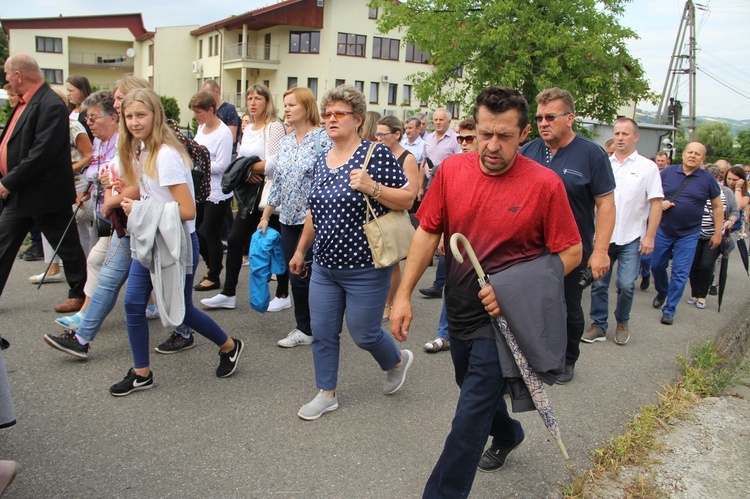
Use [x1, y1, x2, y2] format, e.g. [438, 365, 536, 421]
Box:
[2, 0, 439, 125]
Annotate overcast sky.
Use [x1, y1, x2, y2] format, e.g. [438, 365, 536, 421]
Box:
[2, 0, 748, 120]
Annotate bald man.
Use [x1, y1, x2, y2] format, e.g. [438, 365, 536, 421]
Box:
[650, 142, 723, 325]
[420, 108, 462, 197]
[0, 54, 87, 312]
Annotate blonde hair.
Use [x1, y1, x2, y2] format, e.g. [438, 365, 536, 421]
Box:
[118, 88, 191, 187]
[282, 87, 321, 127]
[246, 84, 278, 125]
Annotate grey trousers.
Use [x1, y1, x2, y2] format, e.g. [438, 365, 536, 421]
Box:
[0, 347, 15, 428]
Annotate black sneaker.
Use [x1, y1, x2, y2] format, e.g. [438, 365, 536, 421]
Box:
[555, 363, 575, 384]
[478, 433, 525, 472]
[154, 332, 195, 354]
[639, 274, 650, 290]
[708, 285, 718, 296]
[216, 338, 243, 378]
[43, 330, 89, 359]
[109, 368, 154, 397]
[23, 243, 43, 262]
[419, 286, 443, 298]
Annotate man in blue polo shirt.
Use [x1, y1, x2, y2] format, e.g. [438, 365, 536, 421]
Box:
[520, 87, 615, 384]
[651, 142, 723, 325]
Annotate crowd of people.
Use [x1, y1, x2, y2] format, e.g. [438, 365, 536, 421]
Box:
[1, 52, 748, 497]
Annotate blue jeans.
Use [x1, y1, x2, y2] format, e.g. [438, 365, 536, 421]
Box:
[432, 254, 446, 289]
[651, 229, 700, 317]
[436, 299, 449, 340]
[423, 337, 523, 499]
[124, 232, 228, 369]
[76, 233, 132, 343]
[308, 262, 400, 391]
[589, 239, 641, 331]
[639, 253, 651, 278]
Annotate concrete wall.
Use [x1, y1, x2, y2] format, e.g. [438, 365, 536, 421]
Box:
[151, 26, 199, 126]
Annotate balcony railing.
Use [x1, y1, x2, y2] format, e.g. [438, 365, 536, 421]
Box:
[69, 51, 134, 70]
[223, 43, 280, 64]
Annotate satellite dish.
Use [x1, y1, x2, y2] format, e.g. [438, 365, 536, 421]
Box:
[126, 48, 136, 58]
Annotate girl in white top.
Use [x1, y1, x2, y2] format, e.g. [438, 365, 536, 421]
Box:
[110, 88, 243, 397]
[189, 91, 234, 291]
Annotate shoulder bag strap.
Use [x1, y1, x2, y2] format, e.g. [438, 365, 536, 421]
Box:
[362, 142, 379, 224]
[670, 174, 696, 203]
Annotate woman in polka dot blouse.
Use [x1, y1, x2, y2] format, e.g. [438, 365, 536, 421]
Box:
[289, 85, 416, 421]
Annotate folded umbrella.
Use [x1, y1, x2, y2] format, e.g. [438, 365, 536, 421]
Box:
[449, 233, 569, 460]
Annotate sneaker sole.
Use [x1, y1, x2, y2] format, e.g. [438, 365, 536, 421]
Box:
[297, 403, 339, 421]
[614, 336, 630, 345]
[200, 301, 236, 309]
[109, 383, 153, 397]
[53, 318, 81, 331]
[581, 336, 606, 344]
[154, 342, 196, 354]
[43, 335, 88, 359]
[277, 339, 313, 348]
[385, 351, 413, 395]
[217, 340, 243, 378]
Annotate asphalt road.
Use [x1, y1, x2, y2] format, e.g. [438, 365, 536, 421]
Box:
[1, 251, 748, 498]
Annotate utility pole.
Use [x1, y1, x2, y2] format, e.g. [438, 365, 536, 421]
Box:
[655, 0, 698, 144]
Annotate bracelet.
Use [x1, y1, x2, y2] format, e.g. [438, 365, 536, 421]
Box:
[261, 217, 271, 222]
[370, 183, 379, 197]
[371, 183, 383, 200]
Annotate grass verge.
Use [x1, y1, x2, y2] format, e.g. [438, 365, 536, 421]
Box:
[563, 339, 749, 498]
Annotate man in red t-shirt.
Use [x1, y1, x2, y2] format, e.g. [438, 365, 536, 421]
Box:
[391, 86, 582, 498]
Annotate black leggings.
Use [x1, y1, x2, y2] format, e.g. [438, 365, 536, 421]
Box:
[196, 199, 230, 283]
[221, 208, 289, 298]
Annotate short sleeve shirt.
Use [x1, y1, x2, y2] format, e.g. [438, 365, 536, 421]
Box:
[139, 145, 196, 232]
[216, 102, 240, 143]
[520, 135, 615, 256]
[417, 152, 581, 340]
[660, 164, 721, 238]
[309, 140, 408, 269]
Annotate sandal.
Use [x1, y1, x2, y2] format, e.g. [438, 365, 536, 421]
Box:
[424, 337, 450, 352]
[382, 305, 392, 322]
[55, 311, 85, 331]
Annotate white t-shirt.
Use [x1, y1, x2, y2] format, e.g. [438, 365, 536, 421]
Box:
[236, 120, 285, 169]
[195, 121, 234, 204]
[139, 145, 196, 232]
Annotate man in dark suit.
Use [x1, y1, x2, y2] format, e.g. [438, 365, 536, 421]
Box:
[0, 54, 87, 312]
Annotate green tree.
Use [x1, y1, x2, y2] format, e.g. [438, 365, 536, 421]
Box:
[0, 23, 7, 84]
[160, 95, 180, 123]
[371, 0, 653, 125]
[694, 122, 734, 161]
[733, 130, 750, 164]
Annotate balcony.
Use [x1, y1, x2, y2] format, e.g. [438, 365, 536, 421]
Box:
[69, 51, 134, 71]
[223, 43, 280, 64]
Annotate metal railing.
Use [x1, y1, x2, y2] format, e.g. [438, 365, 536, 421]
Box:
[69, 51, 134, 69]
[223, 43, 280, 63]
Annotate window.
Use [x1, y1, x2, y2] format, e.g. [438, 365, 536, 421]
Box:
[208, 37, 213, 57]
[198, 40, 203, 59]
[148, 44, 154, 66]
[264, 33, 272, 60]
[368, 7, 378, 19]
[354, 81, 364, 93]
[388, 84, 397, 105]
[215, 35, 220, 56]
[335, 79, 345, 87]
[369, 82, 379, 104]
[403, 85, 412, 106]
[405, 43, 429, 64]
[263, 80, 270, 88]
[36, 36, 62, 54]
[288, 77, 298, 90]
[290, 31, 320, 54]
[337, 33, 366, 57]
[42, 68, 63, 85]
[308, 78, 319, 98]
[372, 37, 400, 61]
[447, 102, 460, 119]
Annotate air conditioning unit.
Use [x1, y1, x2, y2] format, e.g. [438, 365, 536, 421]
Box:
[317, 0, 324, 6]
[191, 61, 202, 74]
[381, 75, 390, 83]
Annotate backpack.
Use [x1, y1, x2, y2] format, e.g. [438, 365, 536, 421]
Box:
[167, 119, 211, 203]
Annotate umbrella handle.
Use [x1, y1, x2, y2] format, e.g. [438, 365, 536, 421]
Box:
[449, 233, 490, 289]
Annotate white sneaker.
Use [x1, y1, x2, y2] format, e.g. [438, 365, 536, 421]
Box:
[297, 390, 338, 420]
[200, 293, 237, 309]
[277, 329, 313, 348]
[29, 271, 64, 284]
[145, 304, 160, 320]
[267, 296, 291, 312]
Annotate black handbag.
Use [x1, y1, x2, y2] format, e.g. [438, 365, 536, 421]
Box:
[95, 213, 112, 237]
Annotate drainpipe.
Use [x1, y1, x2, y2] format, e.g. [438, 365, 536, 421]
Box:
[215, 27, 224, 103]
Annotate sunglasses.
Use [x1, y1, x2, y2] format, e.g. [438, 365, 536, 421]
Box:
[534, 112, 571, 123]
[456, 135, 476, 144]
[322, 111, 355, 121]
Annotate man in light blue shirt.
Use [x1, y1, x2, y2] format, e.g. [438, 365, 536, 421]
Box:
[401, 117, 425, 164]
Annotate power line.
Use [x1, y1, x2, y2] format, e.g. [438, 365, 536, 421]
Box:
[698, 67, 750, 100]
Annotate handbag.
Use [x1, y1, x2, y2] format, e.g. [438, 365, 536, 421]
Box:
[95, 213, 113, 237]
[73, 175, 95, 225]
[361, 143, 416, 269]
[258, 177, 281, 215]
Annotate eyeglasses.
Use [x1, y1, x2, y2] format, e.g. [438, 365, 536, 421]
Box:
[456, 135, 476, 144]
[86, 114, 105, 124]
[322, 111, 355, 121]
[534, 112, 571, 123]
[374, 132, 393, 139]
